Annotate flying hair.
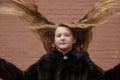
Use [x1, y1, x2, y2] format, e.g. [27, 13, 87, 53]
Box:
[0, 0, 120, 52]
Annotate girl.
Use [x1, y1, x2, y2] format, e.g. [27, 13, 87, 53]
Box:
[0, 25, 104, 80]
[0, 0, 120, 80]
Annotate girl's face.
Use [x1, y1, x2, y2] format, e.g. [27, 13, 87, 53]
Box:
[54, 26, 76, 53]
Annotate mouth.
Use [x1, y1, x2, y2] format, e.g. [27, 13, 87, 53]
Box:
[60, 43, 66, 45]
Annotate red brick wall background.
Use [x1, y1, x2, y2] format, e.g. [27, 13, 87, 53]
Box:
[0, 0, 120, 72]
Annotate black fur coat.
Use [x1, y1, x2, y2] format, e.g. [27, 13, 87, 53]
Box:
[0, 48, 119, 80]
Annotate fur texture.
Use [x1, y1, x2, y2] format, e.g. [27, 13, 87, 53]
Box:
[0, 49, 120, 80]
[102, 64, 120, 80]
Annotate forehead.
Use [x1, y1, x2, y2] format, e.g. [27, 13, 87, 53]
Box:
[55, 26, 72, 34]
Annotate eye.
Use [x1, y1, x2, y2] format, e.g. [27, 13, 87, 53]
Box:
[65, 34, 70, 37]
[65, 35, 69, 37]
[55, 34, 61, 37]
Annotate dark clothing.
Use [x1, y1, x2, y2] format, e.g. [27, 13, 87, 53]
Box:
[0, 48, 104, 80]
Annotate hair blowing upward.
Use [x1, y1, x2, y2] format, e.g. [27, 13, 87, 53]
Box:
[0, 0, 120, 52]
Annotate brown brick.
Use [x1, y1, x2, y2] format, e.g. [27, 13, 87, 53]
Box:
[0, 0, 120, 70]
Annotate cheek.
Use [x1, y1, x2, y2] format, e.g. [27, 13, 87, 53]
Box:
[68, 40, 75, 46]
[68, 37, 75, 43]
[54, 37, 59, 45]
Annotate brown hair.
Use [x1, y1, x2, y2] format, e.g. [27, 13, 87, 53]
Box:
[0, 0, 120, 52]
[58, 24, 93, 51]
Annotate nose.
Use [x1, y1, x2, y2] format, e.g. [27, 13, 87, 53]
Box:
[60, 35, 65, 40]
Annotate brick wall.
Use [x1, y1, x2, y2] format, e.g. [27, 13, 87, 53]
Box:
[0, 0, 120, 71]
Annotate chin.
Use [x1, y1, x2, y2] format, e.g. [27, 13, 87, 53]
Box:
[59, 47, 70, 51]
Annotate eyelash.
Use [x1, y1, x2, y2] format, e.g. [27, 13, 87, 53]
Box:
[65, 35, 70, 37]
[56, 34, 70, 37]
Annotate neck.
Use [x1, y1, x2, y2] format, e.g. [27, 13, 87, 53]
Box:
[57, 48, 72, 55]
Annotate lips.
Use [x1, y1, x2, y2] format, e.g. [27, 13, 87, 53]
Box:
[60, 42, 66, 45]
